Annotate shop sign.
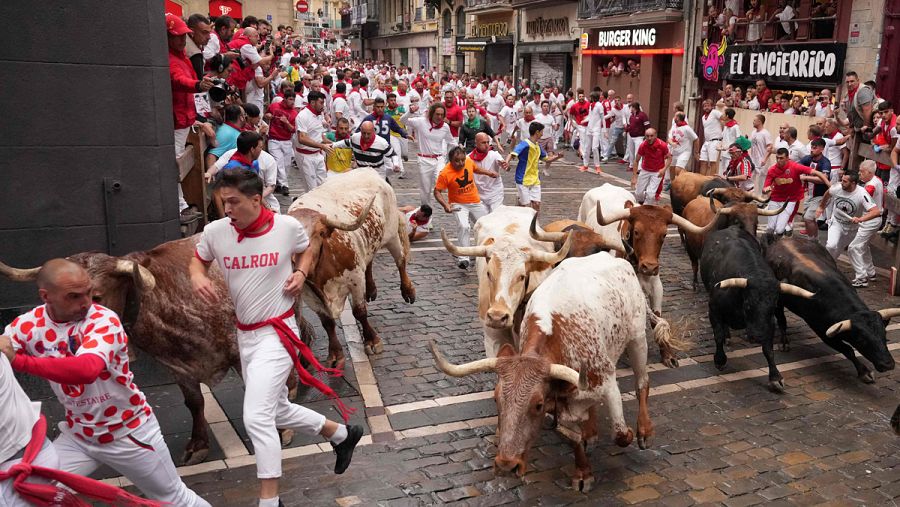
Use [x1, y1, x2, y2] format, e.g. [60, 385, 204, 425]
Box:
[525, 17, 569, 38]
[457, 42, 486, 52]
[580, 32, 589, 49]
[470, 22, 508, 38]
[442, 38, 454, 54]
[596, 27, 656, 48]
[699, 39, 848, 86]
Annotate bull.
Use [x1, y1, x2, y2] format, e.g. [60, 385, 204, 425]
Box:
[700, 226, 816, 392]
[669, 171, 725, 217]
[440, 205, 572, 357]
[528, 216, 626, 258]
[765, 237, 899, 382]
[287, 168, 415, 369]
[578, 184, 718, 367]
[430, 252, 675, 491]
[0, 237, 312, 465]
[681, 187, 785, 290]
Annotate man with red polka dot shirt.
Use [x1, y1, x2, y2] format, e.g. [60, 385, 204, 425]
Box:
[2, 259, 209, 506]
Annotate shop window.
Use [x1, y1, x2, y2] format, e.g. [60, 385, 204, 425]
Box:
[597, 56, 640, 78]
[442, 9, 452, 35]
[427, 4, 436, 19]
[455, 6, 465, 36]
[706, 0, 839, 43]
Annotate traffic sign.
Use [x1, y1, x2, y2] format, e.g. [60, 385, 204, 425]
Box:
[295, 0, 309, 13]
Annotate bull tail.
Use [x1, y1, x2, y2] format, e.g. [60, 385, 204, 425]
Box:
[397, 214, 412, 261]
[892, 404, 900, 435]
[645, 300, 689, 352]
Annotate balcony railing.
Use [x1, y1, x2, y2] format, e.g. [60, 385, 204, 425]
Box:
[703, 0, 841, 44]
[465, 0, 513, 10]
[578, 0, 683, 20]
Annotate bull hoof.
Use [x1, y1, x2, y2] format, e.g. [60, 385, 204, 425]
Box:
[615, 428, 634, 447]
[891, 404, 900, 435]
[181, 447, 209, 466]
[714, 361, 727, 371]
[327, 354, 346, 371]
[778, 341, 791, 352]
[572, 475, 594, 493]
[366, 288, 377, 302]
[401, 285, 416, 304]
[859, 371, 875, 384]
[637, 434, 651, 450]
[768, 379, 785, 393]
[662, 355, 679, 369]
[364, 340, 384, 356]
[279, 428, 295, 447]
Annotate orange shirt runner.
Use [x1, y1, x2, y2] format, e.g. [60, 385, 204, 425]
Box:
[435, 159, 482, 205]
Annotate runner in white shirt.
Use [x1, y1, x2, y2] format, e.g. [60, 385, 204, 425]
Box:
[245, 67, 266, 112]
[699, 99, 724, 176]
[498, 95, 518, 146]
[347, 83, 367, 126]
[583, 92, 605, 173]
[469, 133, 509, 213]
[667, 112, 698, 181]
[295, 91, 332, 191]
[847, 161, 885, 287]
[749, 114, 773, 175]
[816, 172, 880, 275]
[190, 171, 362, 507]
[4, 259, 209, 506]
[209, 148, 280, 212]
[332, 82, 351, 128]
[405, 103, 456, 205]
[718, 108, 742, 176]
[823, 119, 847, 182]
[483, 84, 505, 134]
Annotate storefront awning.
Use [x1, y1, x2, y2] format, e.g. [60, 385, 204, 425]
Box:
[458, 41, 486, 52]
[517, 41, 576, 54]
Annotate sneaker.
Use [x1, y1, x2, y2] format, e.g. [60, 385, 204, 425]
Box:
[880, 223, 895, 235]
[869, 273, 878, 281]
[332, 425, 363, 474]
[594, 166, 603, 174]
[457, 259, 470, 269]
[852, 279, 869, 288]
[579, 165, 588, 172]
[601, 157, 610, 162]
[280, 185, 290, 196]
[398, 173, 406, 179]
[784, 229, 793, 237]
[542, 170, 551, 177]
[618, 159, 627, 165]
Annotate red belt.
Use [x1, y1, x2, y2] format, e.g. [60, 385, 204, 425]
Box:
[0, 415, 161, 506]
[418, 153, 440, 158]
[486, 111, 499, 116]
[236, 309, 354, 423]
[296, 148, 322, 155]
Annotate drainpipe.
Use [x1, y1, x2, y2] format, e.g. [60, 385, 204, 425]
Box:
[513, 7, 520, 84]
[680, 0, 701, 123]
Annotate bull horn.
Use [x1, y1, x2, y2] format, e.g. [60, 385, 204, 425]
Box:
[528, 233, 573, 265]
[671, 210, 720, 235]
[440, 229, 489, 258]
[115, 260, 156, 290]
[0, 261, 40, 282]
[322, 195, 376, 231]
[429, 340, 497, 376]
[548, 363, 581, 387]
[779, 283, 815, 299]
[826, 319, 852, 337]
[877, 308, 900, 320]
[716, 278, 748, 289]
[707, 196, 731, 215]
[529, 214, 568, 243]
[596, 203, 632, 226]
[757, 200, 789, 217]
[706, 188, 728, 200]
[747, 189, 771, 203]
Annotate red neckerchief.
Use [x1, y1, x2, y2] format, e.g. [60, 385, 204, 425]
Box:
[332, 93, 346, 100]
[360, 134, 376, 151]
[469, 149, 489, 162]
[229, 151, 254, 168]
[489, 91, 497, 97]
[232, 207, 275, 242]
[469, 84, 477, 89]
[676, 120, 688, 127]
[409, 213, 429, 226]
[429, 120, 445, 131]
[0, 416, 162, 507]
[825, 130, 838, 139]
[398, 90, 407, 96]
[727, 150, 750, 173]
[351, 87, 359, 94]
[703, 111, 712, 120]
[306, 105, 321, 116]
[524, 114, 535, 122]
[848, 86, 858, 102]
[725, 120, 738, 127]
[225, 121, 242, 131]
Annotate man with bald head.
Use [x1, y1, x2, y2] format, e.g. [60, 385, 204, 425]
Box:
[468, 132, 508, 213]
[2, 259, 210, 506]
[329, 120, 397, 182]
[632, 128, 671, 206]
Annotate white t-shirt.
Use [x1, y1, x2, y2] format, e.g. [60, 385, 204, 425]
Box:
[721, 124, 742, 153]
[814, 102, 833, 117]
[828, 183, 876, 224]
[406, 116, 454, 155]
[239, 44, 262, 65]
[750, 128, 773, 168]
[515, 118, 535, 137]
[332, 97, 350, 126]
[670, 125, 698, 156]
[0, 354, 40, 463]
[484, 93, 504, 114]
[499, 105, 517, 132]
[470, 150, 505, 202]
[701, 110, 724, 140]
[6, 305, 150, 445]
[405, 208, 432, 234]
[214, 149, 280, 212]
[245, 67, 265, 110]
[203, 32, 221, 61]
[295, 107, 327, 151]
[587, 102, 605, 132]
[534, 113, 555, 139]
[863, 175, 885, 208]
[348, 89, 366, 122]
[195, 214, 309, 323]
[823, 132, 844, 168]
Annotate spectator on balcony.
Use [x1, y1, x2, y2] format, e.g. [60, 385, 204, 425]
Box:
[772, 0, 798, 40]
[743, 0, 765, 43]
[809, 89, 835, 118]
[785, 96, 804, 115]
[812, 0, 837, 39]
[770, 95, 788, 114]
[756, 80, 772, 111]
[706, 5, 722, 41]
[745, 87, 760, 110]
[719, 8, 738, 42]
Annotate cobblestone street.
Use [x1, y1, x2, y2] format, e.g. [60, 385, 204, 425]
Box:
[18, 149, 900, 505]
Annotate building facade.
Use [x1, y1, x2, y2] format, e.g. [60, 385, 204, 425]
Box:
[515, 2, 579, 90]
[458, 0, 515, 77]
[577, 0, 685, 132]
[438, 0, 467, 73]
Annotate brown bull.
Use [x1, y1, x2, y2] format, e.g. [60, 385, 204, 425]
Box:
[682, 188, 785, 290]
[528, 215, 626, 259]
[0, 236, 312, 465]
[669, 170, 725, 216]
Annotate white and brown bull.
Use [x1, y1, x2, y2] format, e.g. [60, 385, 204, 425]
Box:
[577, 184, 716, 367]
[287, 168, 415, 369]
[0, 237, 312, 465]
[430, 253, 675, 491]
[441, 205, 571, 357]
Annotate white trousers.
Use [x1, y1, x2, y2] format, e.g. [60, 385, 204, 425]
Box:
[487, 114, 499, 134]
[175, 127, 190, 212]
[635, 169, 664, 205]
[481, 193, 505, 214]
[55, 414, 210, 507]
[269, 139, 294, 187]
[389, 136, 404, 175]
[848, 220, 878, 279]
[718, 153, 731, 177]
[625, 136, 643, 165]
[582, 129, 602, 167]
[238, 323, 328, 479]
[1, 439, 59, 507]
[298, 151, 326, 192]
[417, 156, 443, 205]
[888, 166, 900, 225]
[765, 200, 797, 234]
[453, 202, 488, 262]
[826, 220, 858, 260]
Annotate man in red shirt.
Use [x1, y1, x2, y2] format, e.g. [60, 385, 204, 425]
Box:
[763, 148, 830, 236]
[756, 79, 773, 111]
[569, 91, 590, 158]
[631, 128, 671, 205]
[267, 90, 299, 192]
[168, 13, 213, 223]
[443, 90, 464, 147]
